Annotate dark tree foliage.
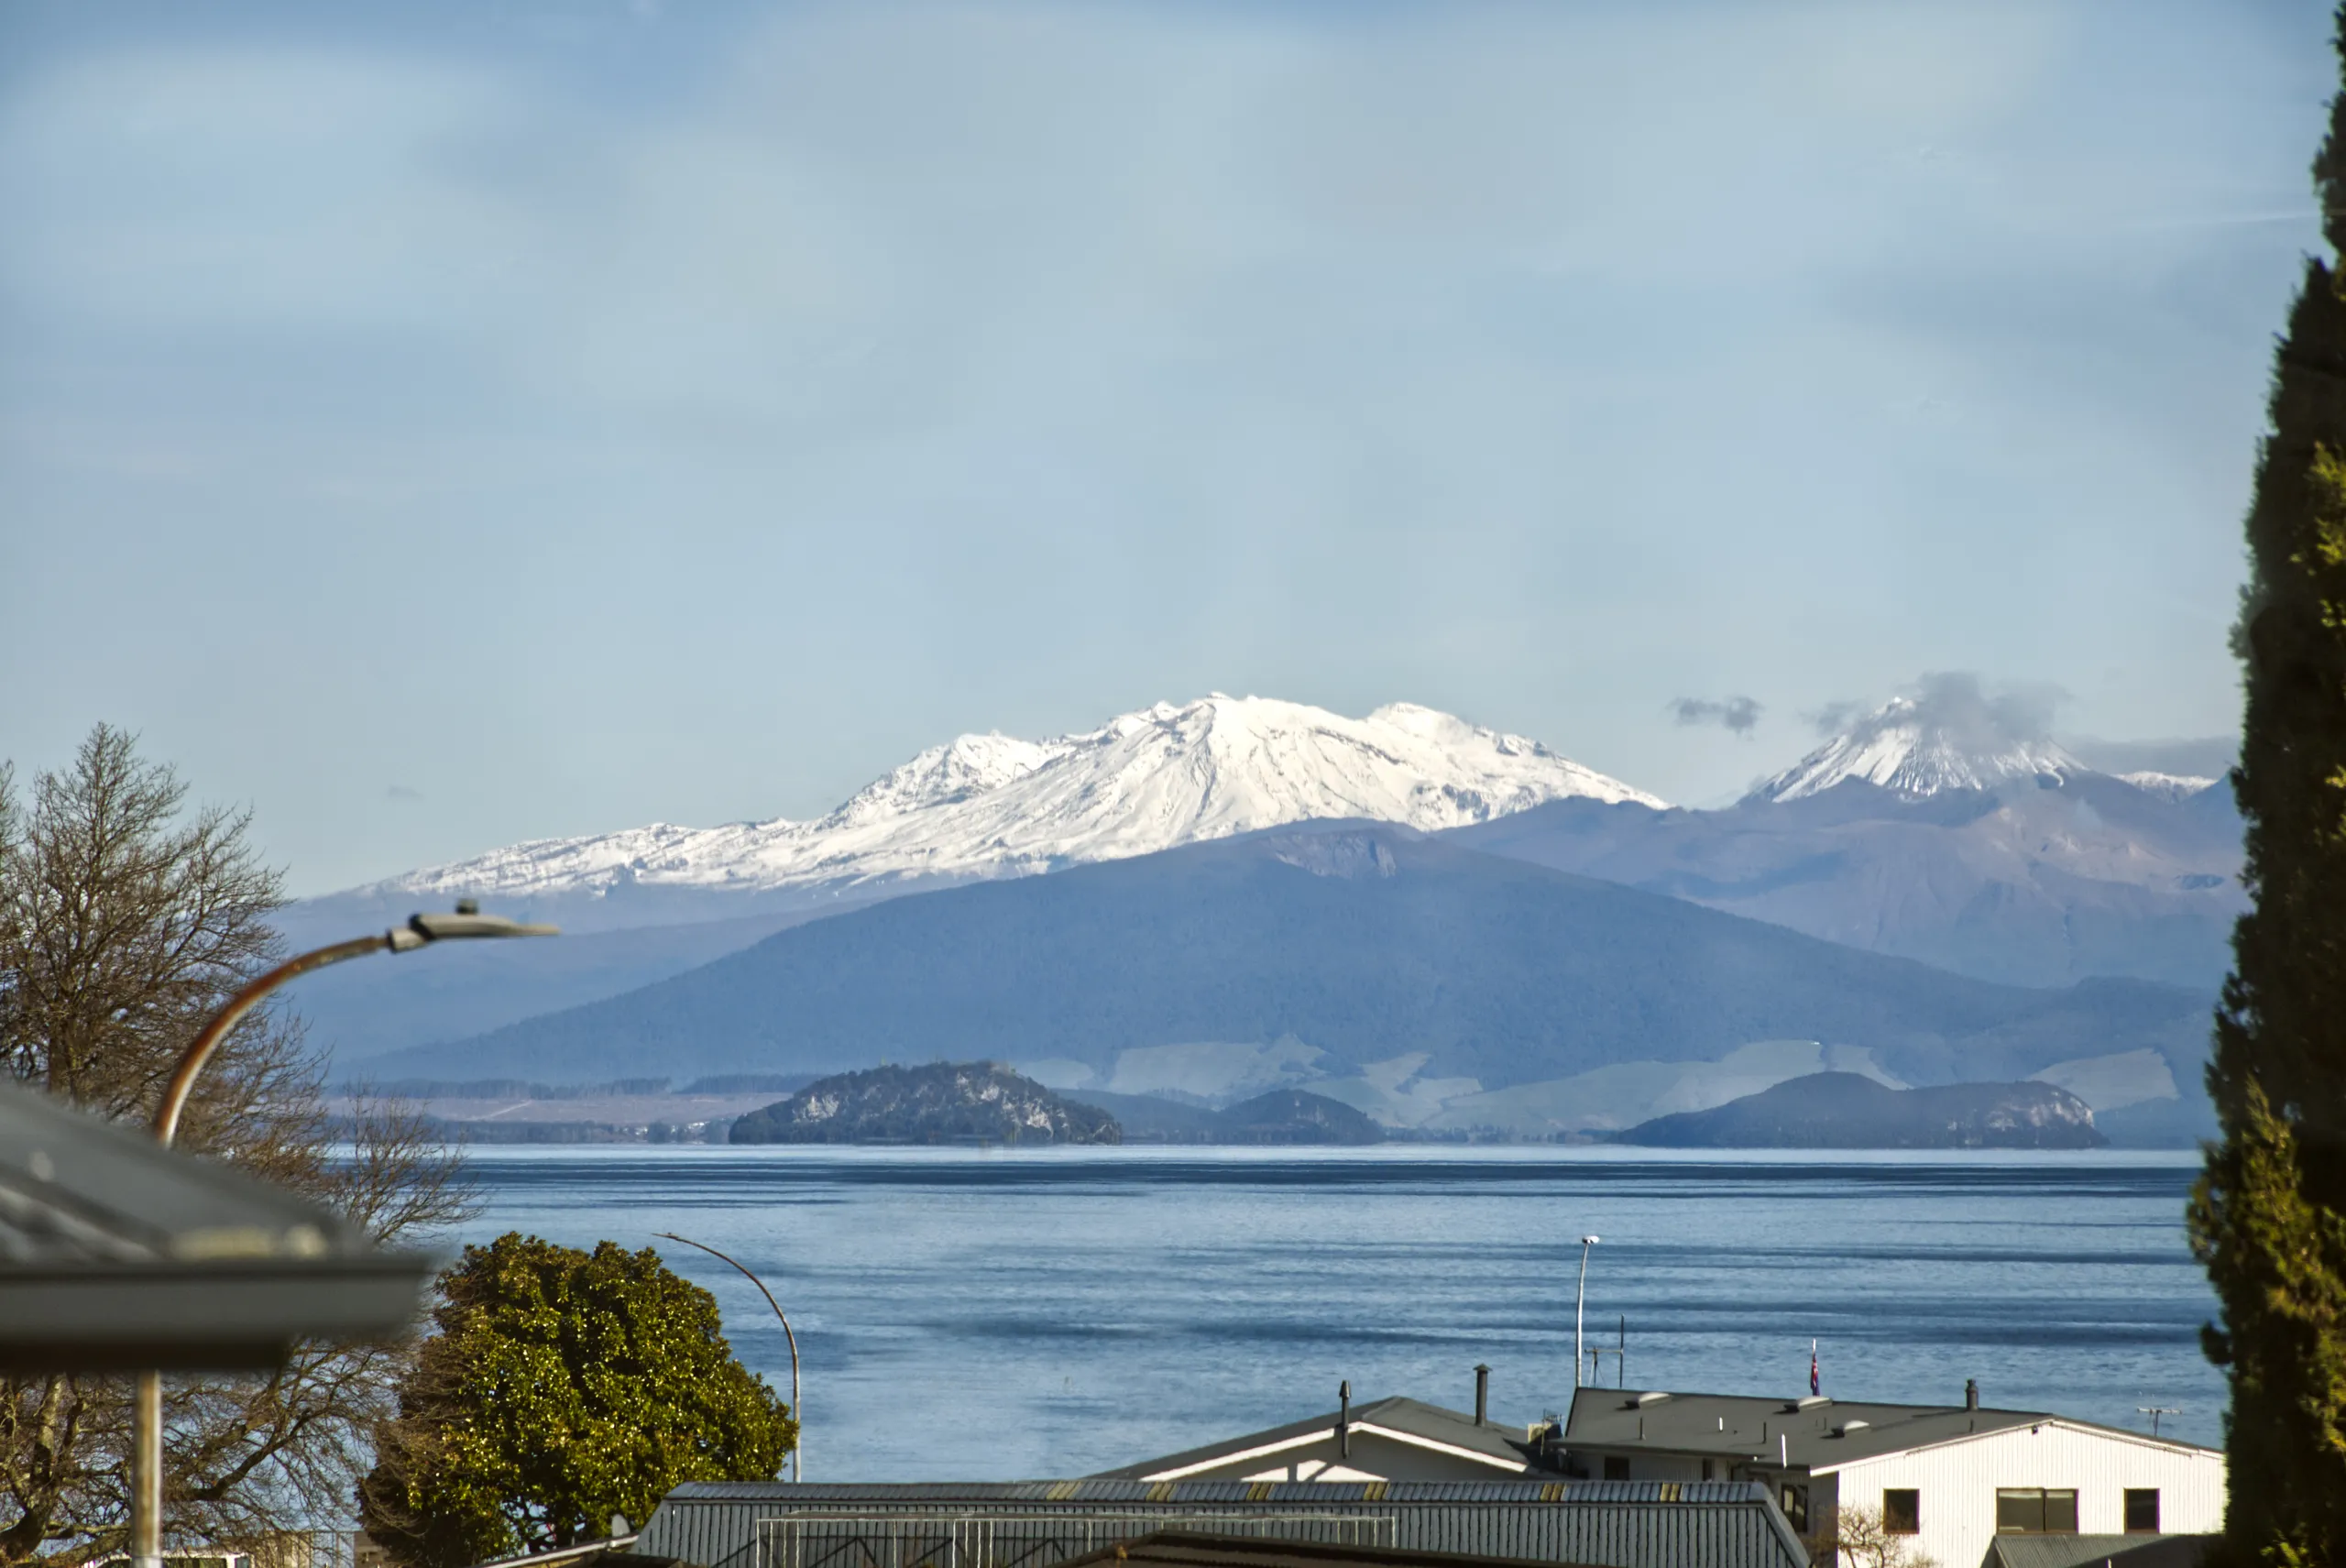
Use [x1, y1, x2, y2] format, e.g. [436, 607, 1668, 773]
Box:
[359, 1234, 796, 1568]
[2187, 10, 2346, 1562]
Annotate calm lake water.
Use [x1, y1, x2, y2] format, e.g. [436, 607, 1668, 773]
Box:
[455, 1146, 2223, 1480]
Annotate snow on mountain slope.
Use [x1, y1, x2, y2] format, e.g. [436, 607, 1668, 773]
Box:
[2118, 771, 2220, 800]
[367, 696, 1663, 901]
[1750, 681, 2084, 803]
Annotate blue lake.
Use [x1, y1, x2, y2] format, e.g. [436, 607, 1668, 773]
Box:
[455, 1146, 2224, 1480]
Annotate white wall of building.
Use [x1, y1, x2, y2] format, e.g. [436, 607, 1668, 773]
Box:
[1823, 1421, 2223, 1568]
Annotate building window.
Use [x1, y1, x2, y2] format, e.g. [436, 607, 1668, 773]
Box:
[1603, 1456, 1630, 1481]
[2124, 1489, 2161, 1534]
[1996, 1489, 2079, 1534]
[1781, 1484, 1810, 1533]
[1883, 1489, 1920, 1535]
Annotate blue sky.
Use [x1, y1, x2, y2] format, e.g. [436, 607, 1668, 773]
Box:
[0, 0, 2329, 894]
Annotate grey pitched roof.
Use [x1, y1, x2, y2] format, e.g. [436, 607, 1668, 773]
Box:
[659, 1482, 1738, 1502]
[640, 1481, 1812, 1568]
[0, 1078, 436, 1370]
[1560, 1389, 2215, 1473]
[1986, 1535, 2211, 1568]
[1091, 1398, 1537, 1479]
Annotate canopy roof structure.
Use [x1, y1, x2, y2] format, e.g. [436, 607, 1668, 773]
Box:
[1092, 1397, 1539, 1482]
[637, 1480, 1812, 1568]
[1057, 1529, 1604, 1568]
[0, 1079, 435, 1370]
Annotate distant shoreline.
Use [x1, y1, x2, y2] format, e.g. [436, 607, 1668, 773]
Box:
[338, 1141, 2204, 1168]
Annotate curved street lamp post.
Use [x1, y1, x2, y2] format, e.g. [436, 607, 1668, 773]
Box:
[134, 904, 555, 1568]
[655, 1232, 803, 1483]
[1573, 1235, 1600, 1391]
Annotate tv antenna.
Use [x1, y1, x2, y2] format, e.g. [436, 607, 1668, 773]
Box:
[2137, 1406, 2180, 1438]
[1585, 1315, 1627, 1388]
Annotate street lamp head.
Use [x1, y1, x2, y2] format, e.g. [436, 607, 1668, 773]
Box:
[1582, 1235, 1600, 1245]
[134, 896, 570, 1557]
[389, 906, 561, 951]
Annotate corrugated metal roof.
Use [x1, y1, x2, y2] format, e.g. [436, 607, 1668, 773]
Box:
[636, 1479, 1806, 1568]
[0, 1077, 435, 1372]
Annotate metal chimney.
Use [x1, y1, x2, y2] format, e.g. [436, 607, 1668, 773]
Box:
[1338, 1381, 1352, 1459]
[1474, 1364, 1490, 1427]
[1966, 1378, 1979, 1411]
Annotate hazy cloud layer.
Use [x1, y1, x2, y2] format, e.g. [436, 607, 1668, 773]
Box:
[0, 2, 2324, 890]
[1813, 672, 2066, 748]
[2065, 735, 2238, 778]
[1804, 701, 1868, 739]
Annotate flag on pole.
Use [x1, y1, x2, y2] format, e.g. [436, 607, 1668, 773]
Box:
[1810, 1341, 1820, 1397]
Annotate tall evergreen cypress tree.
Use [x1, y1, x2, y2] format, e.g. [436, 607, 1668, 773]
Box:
[2187, 10, 2346, 1563]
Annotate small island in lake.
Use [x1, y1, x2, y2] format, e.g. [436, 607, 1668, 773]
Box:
[729, 1061, 1122, 1146]
[1064, 1087, 1384, 1145]
[1612, 1070, 2106, 1149]
[1212, 1089, 1385, 1145]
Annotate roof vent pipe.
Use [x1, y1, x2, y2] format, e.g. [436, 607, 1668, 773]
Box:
[1474, 1365, 1490, 1427]
[1966, 1378, 1979, 1411]
[1338, 1381, 1351, 1460]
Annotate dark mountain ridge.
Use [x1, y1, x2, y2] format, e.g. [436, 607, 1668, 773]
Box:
[1213, 1089, 1385, 1145]
[291, 749, 2238, 1074]
[373, 822, 2213, 1098]
[1445, 773, 2243, 989]
[1059, 1088, 1386, 1146]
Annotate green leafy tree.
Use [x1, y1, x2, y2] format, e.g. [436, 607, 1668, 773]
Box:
[360, 1234, 795, 1568]
[2187, 9, 2346, 1563]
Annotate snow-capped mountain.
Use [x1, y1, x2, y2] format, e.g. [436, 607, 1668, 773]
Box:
[365, 696, 1663, 902]
[1461, 680, 2245, 992]
[1749, 692, 2084, 804]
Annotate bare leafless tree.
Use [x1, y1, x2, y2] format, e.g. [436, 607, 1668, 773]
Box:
[0, 727, 474, 1565]
[1806, 1506, 1939, 1568]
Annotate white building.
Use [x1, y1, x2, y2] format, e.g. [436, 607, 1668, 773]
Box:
[1554, 1386, 2222, 1568]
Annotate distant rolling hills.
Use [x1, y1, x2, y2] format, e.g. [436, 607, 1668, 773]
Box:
[280, 906, 827, 1062]
[1613, 1071, 2108, 1149]
[367, 822, 2214, 1123]
[1448, 773, 2242, 992]
[1081, 1088, 1387, 1146]
[287, 692, 2239, 1092]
